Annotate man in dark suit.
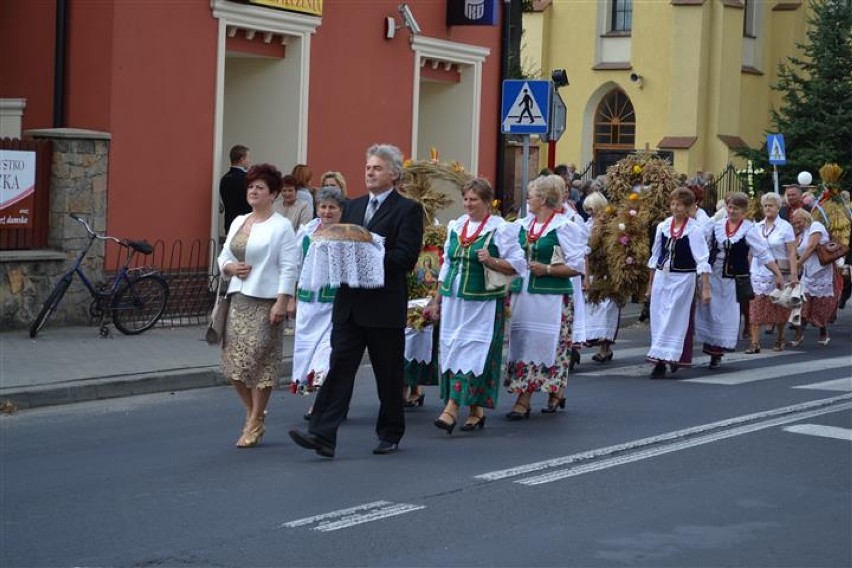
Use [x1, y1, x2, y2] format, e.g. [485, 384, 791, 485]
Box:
[219, 144, 251, 232]
[289, 144, 424, 457]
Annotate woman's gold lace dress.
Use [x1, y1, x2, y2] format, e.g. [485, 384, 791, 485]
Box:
[220, 231, 283, 389]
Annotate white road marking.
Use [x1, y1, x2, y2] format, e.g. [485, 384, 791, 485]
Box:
[783, 424, 852, 441]
[683, 357, 851, 385]
[517, 402, 852, 485]
[580, 349, 797, 377]
[793, 377, 852, 392]
[281, 501, 425, 532]
[474, 393, 852, 482]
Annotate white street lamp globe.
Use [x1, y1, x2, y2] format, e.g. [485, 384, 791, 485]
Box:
[797, 171, 813, 186]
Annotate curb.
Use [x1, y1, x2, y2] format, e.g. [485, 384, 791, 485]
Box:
[2, 359, 293, 411]
[3, 305, 644, 411]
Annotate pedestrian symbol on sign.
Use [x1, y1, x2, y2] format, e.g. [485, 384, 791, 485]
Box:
[767, 133, 787, 166]
[502, 82, 547, 132]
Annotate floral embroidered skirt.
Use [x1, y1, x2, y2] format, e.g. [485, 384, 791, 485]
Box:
[803, 294, 837, 328]
[439, 299, 506, 408]
[505, 296, 574, 395]
[749, 294, 791, 326]
[221, 293, 282, 389]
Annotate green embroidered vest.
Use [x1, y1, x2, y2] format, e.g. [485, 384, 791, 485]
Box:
[296, 235, 337, 303]
[438, 230, 506, 301]
[510, 226, 573, 295]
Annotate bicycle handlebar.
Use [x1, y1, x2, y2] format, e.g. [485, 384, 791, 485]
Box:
[69, 214, 153, 254]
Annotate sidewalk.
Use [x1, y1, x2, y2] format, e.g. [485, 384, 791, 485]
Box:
[1, 303, 643, 410]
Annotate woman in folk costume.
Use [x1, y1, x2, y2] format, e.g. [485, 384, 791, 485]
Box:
[504, 176, 585, 417]
[423, 178, 526, 434]
[745, 192, 799, 353]
[645, 188, 711, 379]
[695, 192, 784, 369]
[557, 178, 588, 369]
[583, 191, 621, 363]
[289, 187, 346, 418]
[790, 209, 836, 346]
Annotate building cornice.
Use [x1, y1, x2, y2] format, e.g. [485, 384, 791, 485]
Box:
[657, 136, 698, 149]
[717, 134, 747, 149]
[773, 2, 802, 11]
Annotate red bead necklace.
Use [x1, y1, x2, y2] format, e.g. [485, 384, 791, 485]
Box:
[459, 213, 490, 247]
[527, 210, 556, 243]
[725, 218, 744, 238]
[669, 217, 688, 240]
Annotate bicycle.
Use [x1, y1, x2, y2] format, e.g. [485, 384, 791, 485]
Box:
[29, 214, 170, 338]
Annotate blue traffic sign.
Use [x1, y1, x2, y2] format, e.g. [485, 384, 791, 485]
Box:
[767, 133, 786, 165]
[502, 80, 551, 135]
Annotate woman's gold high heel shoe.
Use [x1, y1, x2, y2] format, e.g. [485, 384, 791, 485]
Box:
[236, 415, 266, 448]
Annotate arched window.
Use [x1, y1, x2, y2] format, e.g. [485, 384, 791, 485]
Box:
[593, 88, 636, 176]
[594, 88, 635, 148]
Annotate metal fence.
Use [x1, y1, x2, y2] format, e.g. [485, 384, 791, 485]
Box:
[105, 238, 220, 327]
[704, 164, 749, 213]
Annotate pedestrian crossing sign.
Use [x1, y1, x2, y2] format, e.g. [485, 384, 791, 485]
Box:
[502, 80, 551, 135]
[767, 133, 787, 165]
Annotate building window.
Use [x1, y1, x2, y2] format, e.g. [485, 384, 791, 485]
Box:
[743, 0, 756, 38]
[611, 0, 633, 32]
[594, 89, 635, 147]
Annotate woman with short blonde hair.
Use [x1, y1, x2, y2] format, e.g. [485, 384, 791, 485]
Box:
[789, 208, 835, 346]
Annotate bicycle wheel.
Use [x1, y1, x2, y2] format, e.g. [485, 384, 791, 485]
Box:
[29, 274, 73, 338]
[111, 273, 170, 335]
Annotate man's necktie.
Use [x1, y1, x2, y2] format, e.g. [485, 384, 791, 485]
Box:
[364, 197, 379, 225]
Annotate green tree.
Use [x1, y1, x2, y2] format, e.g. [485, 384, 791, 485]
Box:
[737, 0, 852, 189]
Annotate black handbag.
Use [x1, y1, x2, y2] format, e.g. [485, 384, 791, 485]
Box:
[735, 274, 755, 303]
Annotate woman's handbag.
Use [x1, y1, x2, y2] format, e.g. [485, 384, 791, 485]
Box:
[205, 277, 230, 346]
[816, 239, 849, 266]
[483, 232, 514, 291]
[734, 274, 755, 303]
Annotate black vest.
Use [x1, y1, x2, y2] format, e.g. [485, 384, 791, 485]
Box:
[656, 234, 697, 272]
[722, 238, 750, 277]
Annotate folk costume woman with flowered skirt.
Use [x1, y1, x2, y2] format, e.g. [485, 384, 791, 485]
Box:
[695, 192, 784, 369]
[646, 188, 711, 379]
[423, 179, 526, 434]
[290, 187, 345, 418]
[505, 175, 585, 417]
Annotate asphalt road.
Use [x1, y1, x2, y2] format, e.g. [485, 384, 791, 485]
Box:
[2, 320, 850, 567]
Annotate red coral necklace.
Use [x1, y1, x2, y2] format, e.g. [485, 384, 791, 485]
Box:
[527, 211, 556, 243]
[725, 218, 744, 239]
[669, 217, 688, 240]
[459, 214, 490, 247]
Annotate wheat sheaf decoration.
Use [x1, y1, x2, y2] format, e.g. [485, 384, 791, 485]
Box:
[400, 151, 470, 226]
[586, 152, 682, 306]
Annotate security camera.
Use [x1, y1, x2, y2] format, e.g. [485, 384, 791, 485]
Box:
[399, 4, 421, 35]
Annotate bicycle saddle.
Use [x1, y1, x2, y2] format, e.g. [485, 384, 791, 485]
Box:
[126, 240, 154, 254]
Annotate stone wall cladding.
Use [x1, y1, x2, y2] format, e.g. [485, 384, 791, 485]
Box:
[1, 129, 110, 330]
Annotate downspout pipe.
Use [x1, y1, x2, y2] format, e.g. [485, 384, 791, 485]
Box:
[495, 0, 511, 213]
[53, 0, 69, 128]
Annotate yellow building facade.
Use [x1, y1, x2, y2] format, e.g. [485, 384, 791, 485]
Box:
[523, 0, 810, 177]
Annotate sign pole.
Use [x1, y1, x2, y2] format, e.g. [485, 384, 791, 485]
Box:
[773, 165, 779, 194]
[521, 135, 530, 218]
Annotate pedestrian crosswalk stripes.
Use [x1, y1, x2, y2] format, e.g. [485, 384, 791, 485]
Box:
[782, 424, 852, 441]
[682, 356, 851, 386]
[793, 377, 852, 392]
[281, 501, 426, 532]
[577, 348, 798, 378]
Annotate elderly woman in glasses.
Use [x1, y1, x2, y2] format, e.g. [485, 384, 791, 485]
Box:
[745, 192, 798, 353]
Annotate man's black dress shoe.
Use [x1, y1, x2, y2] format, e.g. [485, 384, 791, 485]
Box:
[288, 429, 335, 458]
[372, 440, 399, 455]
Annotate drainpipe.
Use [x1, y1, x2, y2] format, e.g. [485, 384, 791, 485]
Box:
[495, 0, 511, 212]
[53, 0, 69, 128]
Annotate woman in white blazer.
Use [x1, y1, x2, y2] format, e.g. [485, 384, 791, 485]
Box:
[218, 163, 299, 448]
